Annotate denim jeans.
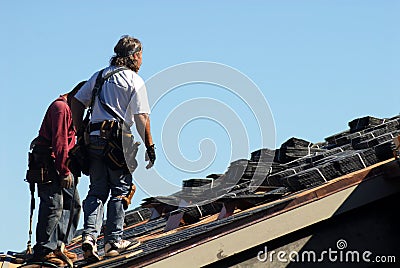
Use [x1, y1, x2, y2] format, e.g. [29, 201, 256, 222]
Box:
[33, 177, 81, 257]
[82, 136, 133, 243]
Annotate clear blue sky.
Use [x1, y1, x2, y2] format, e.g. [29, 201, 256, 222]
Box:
[0, 1, 399, 253]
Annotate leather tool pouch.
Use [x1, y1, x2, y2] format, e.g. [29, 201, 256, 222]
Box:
[68, 118, 90, 176]
[101, 122, 140, 173]
[117, 184, 137, 210]
[25, 146, 57, 184]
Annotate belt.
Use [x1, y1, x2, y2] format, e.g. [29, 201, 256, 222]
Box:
[88, 122, 104, 132]
[89, 121, 133, 137]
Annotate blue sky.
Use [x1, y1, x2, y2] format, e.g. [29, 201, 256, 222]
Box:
[0, 1, 399, 253]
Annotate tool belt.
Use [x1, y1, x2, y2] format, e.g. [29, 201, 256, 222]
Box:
[87, 121, 105, 132]
[26, 143, 58, 184]
[93, 120, 140, 173]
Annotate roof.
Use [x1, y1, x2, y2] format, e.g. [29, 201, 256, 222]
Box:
[3, 114, 400, 267]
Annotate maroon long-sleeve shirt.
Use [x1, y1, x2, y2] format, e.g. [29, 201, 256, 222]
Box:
[38, 96, 76, 177]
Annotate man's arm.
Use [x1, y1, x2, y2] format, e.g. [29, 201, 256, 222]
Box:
[71, 96, 86, 131]
[50, 101, 74, 188]
[134, 113, 155, 169]
[134, 113, 153, 147]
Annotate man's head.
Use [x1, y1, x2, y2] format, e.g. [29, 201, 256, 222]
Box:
[110, 35, 143, 73]
[66, 81, 86, 107]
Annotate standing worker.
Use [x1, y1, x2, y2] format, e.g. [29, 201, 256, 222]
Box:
[71, 35, 156, 261]
[27, 82, 84, 266]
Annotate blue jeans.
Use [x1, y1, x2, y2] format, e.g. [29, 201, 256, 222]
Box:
[33, 177, 81, 256]
[82, 136, 133, 243]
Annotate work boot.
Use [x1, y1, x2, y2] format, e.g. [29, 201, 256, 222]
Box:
[28, 252, 66, 267]
[64, 248, 78, 261]
[42, 252, 66, 266]
[82, 236, 101, 262]
[104, 239, 140, 257]
[54, 247, 77, 261]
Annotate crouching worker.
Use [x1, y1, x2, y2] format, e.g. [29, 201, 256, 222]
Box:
[26, 81, 86, 266]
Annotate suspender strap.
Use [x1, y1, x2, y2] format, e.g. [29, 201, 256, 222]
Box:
[92, 67, 129, 124]
[81, 71, 103, 126]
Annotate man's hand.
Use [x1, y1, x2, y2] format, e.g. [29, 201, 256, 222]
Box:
[60, 173, 74, 188]
[145, 144, 156, 169]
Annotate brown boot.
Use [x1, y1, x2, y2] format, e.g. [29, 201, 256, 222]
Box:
[54, 248, 77, 261]
[42, 252, 66, 266]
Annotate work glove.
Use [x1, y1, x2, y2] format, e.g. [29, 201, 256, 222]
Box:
[60, 173, 74, 189]
[145, 144, 156, 169]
